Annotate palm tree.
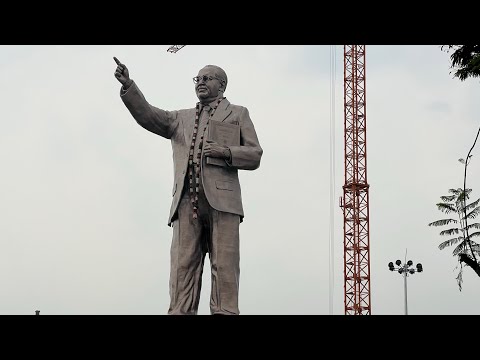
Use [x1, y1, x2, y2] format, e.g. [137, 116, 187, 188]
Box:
[428, 188, 480, 289]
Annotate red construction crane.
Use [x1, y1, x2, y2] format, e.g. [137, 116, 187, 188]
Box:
[340, 45, 371, 315]
[167, 44, 372, 315]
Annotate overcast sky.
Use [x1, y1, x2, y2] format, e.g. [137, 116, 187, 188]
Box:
[1, 45, 479, 315]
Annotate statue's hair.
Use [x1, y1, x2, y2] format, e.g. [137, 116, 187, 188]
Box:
[203, 65, 228, 92]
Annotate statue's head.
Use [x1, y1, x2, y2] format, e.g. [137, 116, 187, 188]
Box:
[194, 65, 228, 103]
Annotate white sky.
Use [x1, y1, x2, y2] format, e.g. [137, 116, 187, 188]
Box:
[1, 45, 479, 315]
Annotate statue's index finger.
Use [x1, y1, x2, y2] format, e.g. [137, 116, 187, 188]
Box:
[113, 56, 121, 65]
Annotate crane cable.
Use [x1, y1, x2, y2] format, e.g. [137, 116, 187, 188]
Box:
[328, 45, 336, 315]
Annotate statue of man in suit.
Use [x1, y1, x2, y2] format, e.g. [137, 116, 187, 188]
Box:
[113, 57, 263, 315]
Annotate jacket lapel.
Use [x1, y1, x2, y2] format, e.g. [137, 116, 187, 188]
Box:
[184, 108, 197, 147]
[211, 98, 232, 123]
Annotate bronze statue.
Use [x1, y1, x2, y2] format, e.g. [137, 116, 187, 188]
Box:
[114, 57, 263, 315]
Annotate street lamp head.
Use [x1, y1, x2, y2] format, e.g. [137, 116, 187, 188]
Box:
[395, 260, 402, 266]
[388, 261, 394, 271]
[416, 263, 423, 272]
[398, 268, 404, 274]
[409, 269, 415, 274]
[407, 260, 413, 267]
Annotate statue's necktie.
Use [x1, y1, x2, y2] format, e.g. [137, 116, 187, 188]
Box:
[193, 105, 210, 162]
[188, 98, 224, 219]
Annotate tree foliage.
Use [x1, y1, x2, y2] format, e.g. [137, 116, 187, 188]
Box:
[429, 188, 480, 290]
[442, 45, 480, 81]
[436, 45, 480, 289]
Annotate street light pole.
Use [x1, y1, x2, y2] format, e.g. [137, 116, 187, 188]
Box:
[388, 259, 423, 315]
[403, 268, 408, 315]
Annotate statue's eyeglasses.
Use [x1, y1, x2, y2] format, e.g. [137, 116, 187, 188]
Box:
[193, 75, 224, 84]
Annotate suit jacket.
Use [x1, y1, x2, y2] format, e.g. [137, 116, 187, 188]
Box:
[120, 82, 263, 226]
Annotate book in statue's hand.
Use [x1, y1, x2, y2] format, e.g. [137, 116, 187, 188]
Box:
[206, 120, 240, 167]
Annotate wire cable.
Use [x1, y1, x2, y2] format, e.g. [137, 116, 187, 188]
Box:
[329, 45, 337, 315]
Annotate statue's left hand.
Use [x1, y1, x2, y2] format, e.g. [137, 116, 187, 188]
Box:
[203, 140, 229, 159]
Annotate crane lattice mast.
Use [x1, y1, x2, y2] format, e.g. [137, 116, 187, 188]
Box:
[341, 45, 371, 315]
[167, 45, 186, 53]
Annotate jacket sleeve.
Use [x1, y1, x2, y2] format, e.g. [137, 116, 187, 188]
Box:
[227, 107, 263, 170]
[120, 81, 179, 139]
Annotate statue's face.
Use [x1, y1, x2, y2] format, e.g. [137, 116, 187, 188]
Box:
[195, 67, 224, 102]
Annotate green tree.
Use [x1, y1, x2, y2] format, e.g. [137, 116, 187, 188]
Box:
[438, 45, 480, 288]
[442, 45, 480, 80]
[428, 187, 480, 289]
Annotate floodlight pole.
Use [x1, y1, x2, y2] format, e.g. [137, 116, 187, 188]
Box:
[388, 259, 423, 315]
[403, 267, 408, 315]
